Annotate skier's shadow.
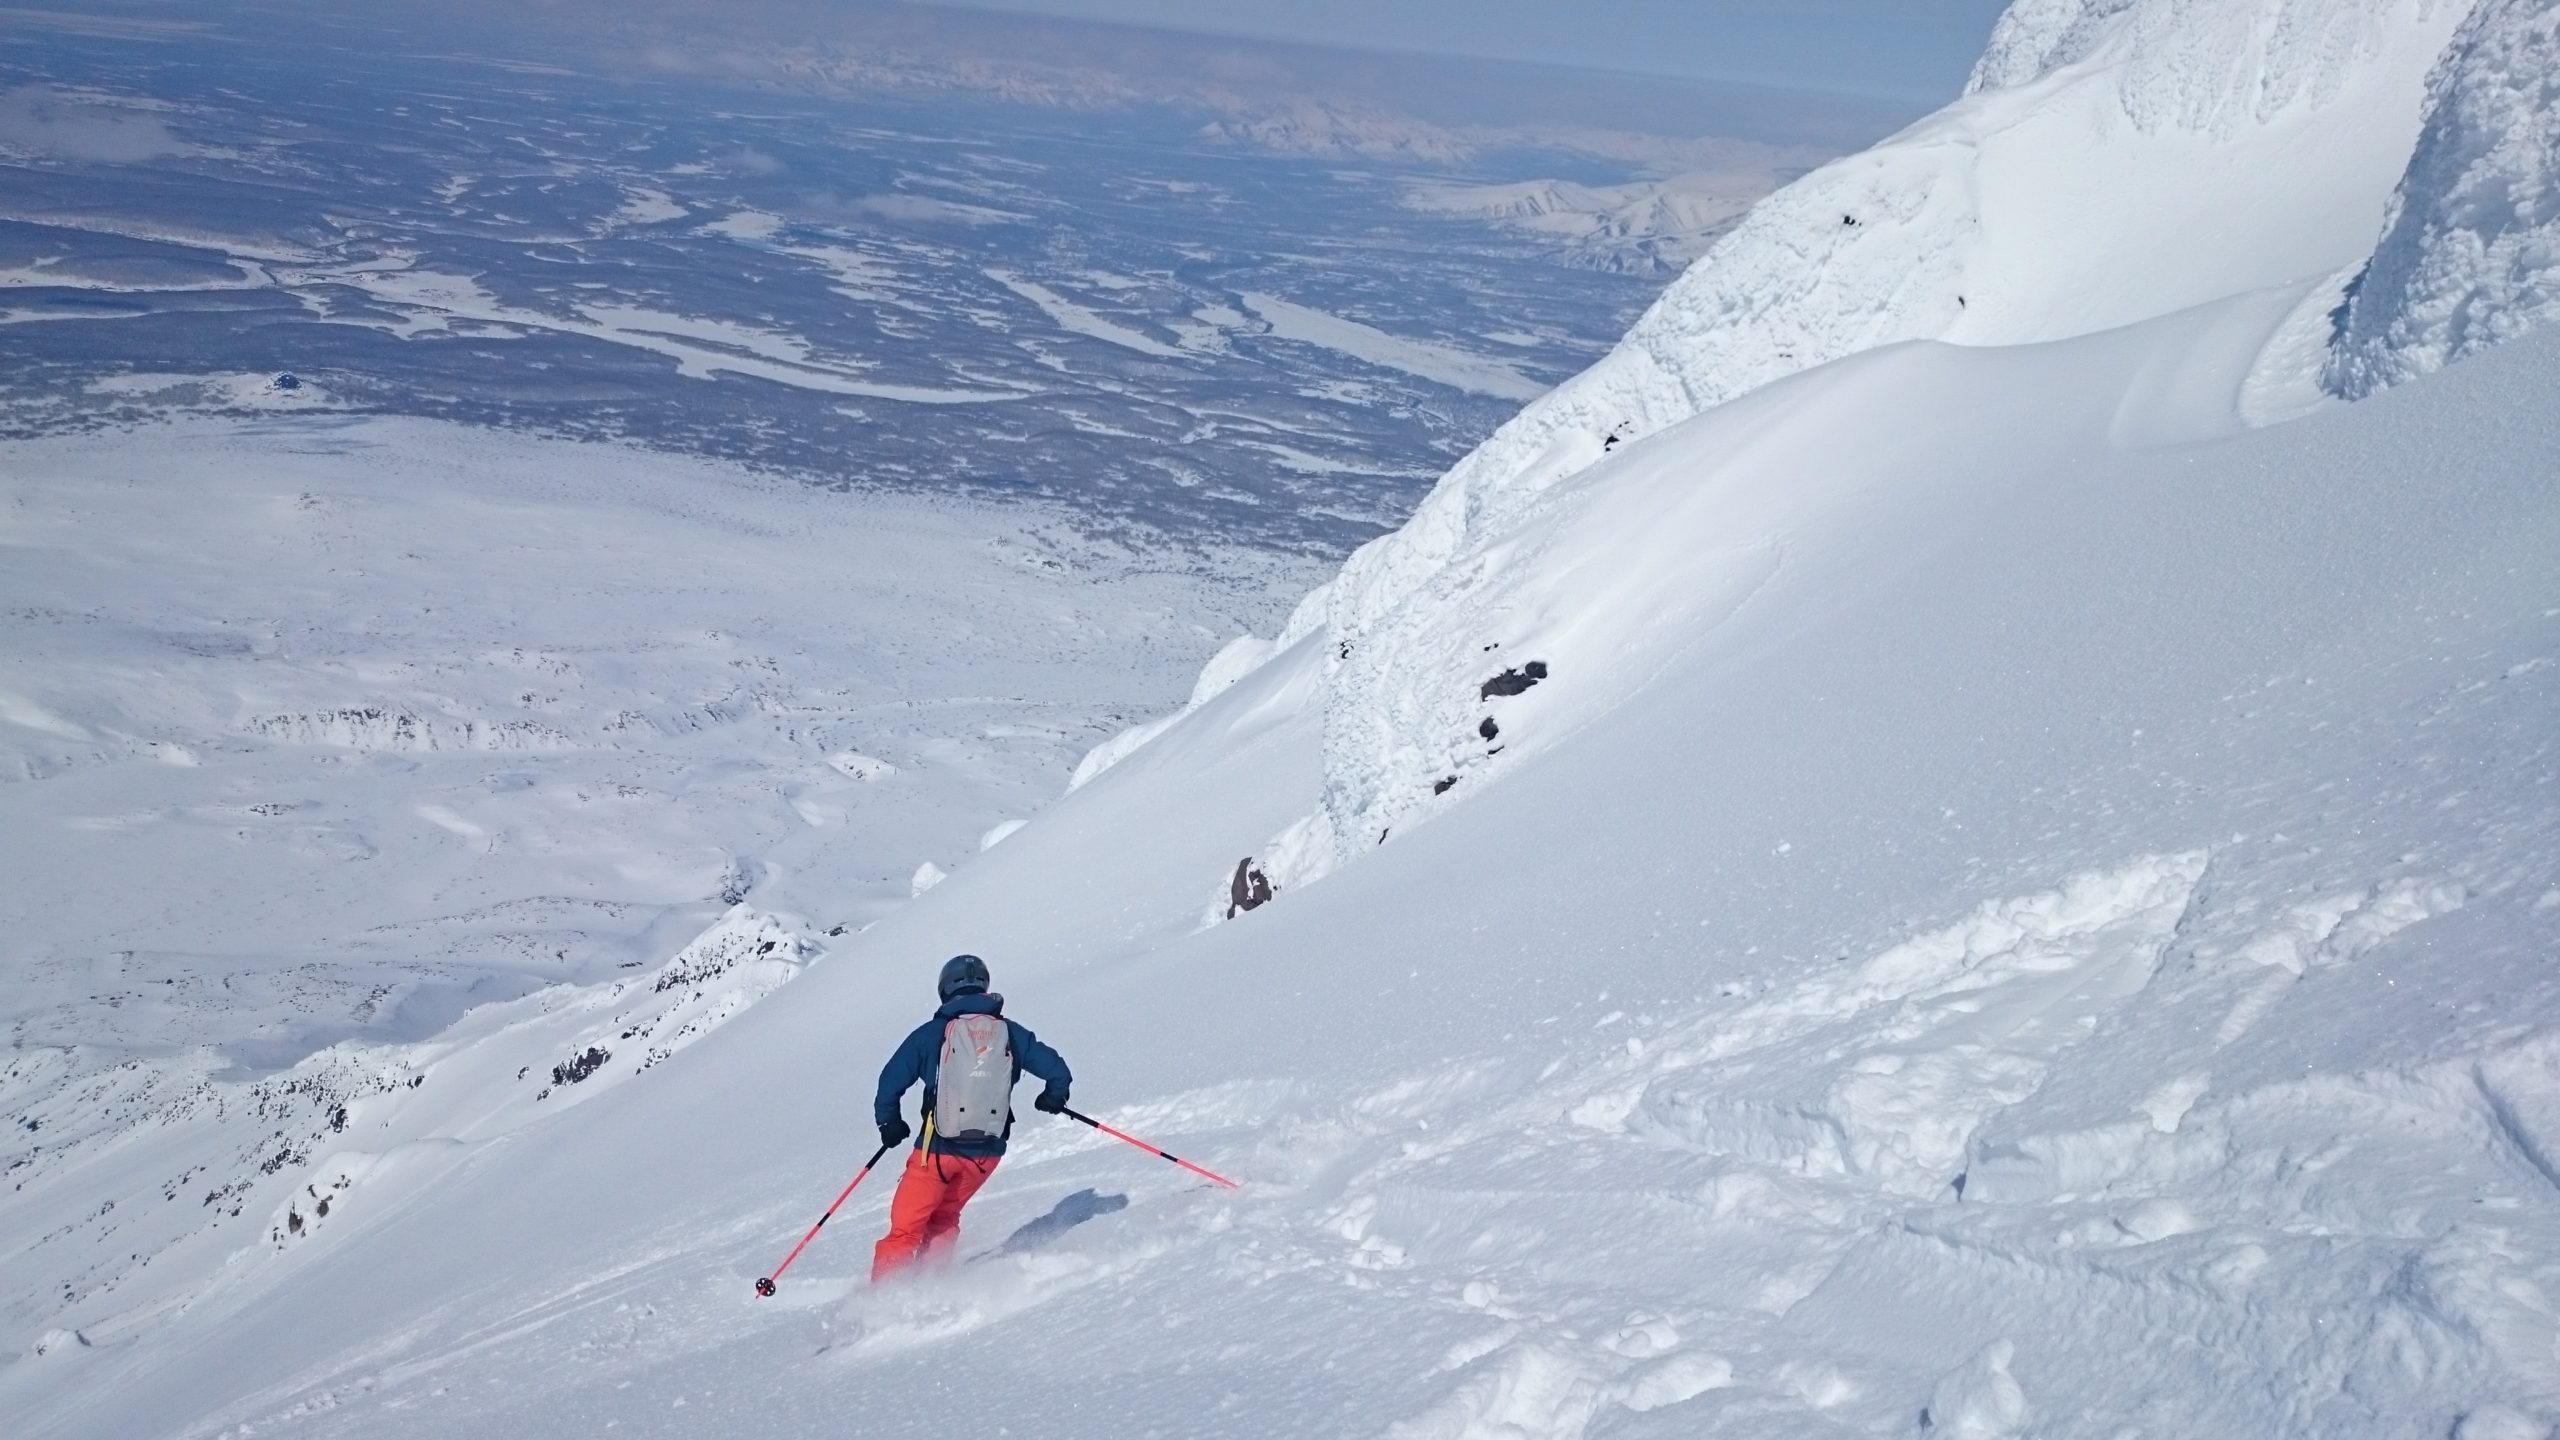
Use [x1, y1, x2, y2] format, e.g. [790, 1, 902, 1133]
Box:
[979, 1187, 1129, 1260]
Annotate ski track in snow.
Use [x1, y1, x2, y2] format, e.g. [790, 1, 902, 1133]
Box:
[166, 839, 2557, 1440]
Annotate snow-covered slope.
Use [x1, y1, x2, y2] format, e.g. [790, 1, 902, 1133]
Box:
[19, 252, 2555, 1440]
[6, 1, 2557, 1436]
[0, 417, 1316, 1368]
[1078, 0, 2483, 885]
[2328, 0, 2560, 396]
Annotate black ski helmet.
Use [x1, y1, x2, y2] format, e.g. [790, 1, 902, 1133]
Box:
[937, 953, 990, 1000]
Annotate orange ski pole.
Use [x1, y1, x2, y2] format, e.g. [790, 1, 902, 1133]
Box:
[755, 1141, 892, 1297]
[1060, 1106, 1239, 1189]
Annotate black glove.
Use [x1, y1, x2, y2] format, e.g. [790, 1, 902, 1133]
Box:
[878, 1117, 911, 1149]
[1033, 1089, 1068, 1115]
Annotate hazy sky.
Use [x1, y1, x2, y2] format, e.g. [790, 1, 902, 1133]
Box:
[919, 0, 2017, 102]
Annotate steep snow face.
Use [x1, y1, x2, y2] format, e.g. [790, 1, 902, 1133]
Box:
[1162, 0, 2477, 888]
[2327, 0, 2560, 397]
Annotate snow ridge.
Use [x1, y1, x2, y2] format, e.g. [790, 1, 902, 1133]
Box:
[2326, 0, 2560, 397]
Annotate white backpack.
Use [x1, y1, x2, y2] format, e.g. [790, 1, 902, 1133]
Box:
[933, 1013, 1014, 1143]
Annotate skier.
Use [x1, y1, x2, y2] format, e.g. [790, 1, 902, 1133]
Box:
[870, 954, 1071, 1280]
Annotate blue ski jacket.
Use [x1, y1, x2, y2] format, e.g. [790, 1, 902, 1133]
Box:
[874, 991, 1071, 1158]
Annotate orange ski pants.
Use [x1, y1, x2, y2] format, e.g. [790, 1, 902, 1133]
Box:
[872, 1148, 1000, 1281]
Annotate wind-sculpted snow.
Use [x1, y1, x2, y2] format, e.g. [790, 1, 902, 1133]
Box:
[2327, 0, 2560, 397]
[1645, 851, 2211, 1199]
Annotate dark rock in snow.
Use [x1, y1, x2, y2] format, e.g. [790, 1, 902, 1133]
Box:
[1432, 775, 1458, 795]
[1478, 717, 1499, 741]
[1479, 660, 1549, 699]
[1227, 858, 1272, 919]
[550, 1045, 610, 1087]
